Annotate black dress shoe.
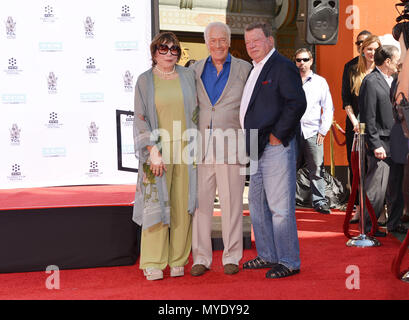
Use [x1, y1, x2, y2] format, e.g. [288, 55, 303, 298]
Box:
[400, 215, 409, 223]
[314, 203, 331, 214]
[388, 224, 409, 234]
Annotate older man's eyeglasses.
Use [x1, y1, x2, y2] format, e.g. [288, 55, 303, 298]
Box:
[157, 44, 181, 56]
[295, 58, 310, 63]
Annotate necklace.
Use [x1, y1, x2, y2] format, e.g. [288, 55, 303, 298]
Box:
[155, 65, 176, 76]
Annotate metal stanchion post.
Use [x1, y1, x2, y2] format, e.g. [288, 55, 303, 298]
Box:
[402, 271, 409, 283]
[346, 123, 381, 247]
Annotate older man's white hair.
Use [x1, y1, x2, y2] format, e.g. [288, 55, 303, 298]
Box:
[204, 22, 231, 45]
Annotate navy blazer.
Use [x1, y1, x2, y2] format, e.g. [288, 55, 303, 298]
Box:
[244, 50, 307, 159]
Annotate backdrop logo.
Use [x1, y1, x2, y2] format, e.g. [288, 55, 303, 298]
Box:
[39, 42, 63, 52]
[42, 147, 66, 157]
[83, 57, 100, 74]
[4, 57, 22, 75]
[5, 16, 16, 39]
[122, 144, 134, 154]
[118, 5, 134, 22]
[84, 16, 95, 38]
[88, 122, 99, 143]
[86, 161, 103, 177]
[10, 124, 21, 145]
[123, 70, 133, 92]
[8, 57, 17, 69]
[41, 5, 57, 22]
[122, 114, 134, 127]
[46, 112, 63, 129]
[1, 94, 26, 104]
[47, 72, 58, 94]
[80, 92, 104, 103]
[7, 164, 25, 181]
[115, 41, 138, 51]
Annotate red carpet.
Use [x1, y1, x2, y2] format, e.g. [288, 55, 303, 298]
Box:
[0, 185, 135, 210]
[0, 207, 408, 300]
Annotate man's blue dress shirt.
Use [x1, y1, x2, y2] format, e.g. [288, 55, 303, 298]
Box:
[201, 53, 231, 106]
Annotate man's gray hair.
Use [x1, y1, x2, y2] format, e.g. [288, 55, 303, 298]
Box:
[204, 22, 231, 45]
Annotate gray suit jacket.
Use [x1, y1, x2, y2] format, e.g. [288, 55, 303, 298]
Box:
[359, 68, 395, 155]
[191, 55, 252, 164]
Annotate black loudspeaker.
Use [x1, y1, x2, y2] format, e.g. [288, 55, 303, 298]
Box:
[297, 0, 339, 45]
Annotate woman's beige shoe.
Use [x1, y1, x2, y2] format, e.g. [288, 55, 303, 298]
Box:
[144, 268, 163, 280]
[170, 266, 184, 277]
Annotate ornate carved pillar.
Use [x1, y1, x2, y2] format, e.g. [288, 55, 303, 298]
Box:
[273, 0, 300, 60]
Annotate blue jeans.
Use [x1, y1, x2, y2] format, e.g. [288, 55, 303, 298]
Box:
[298, 134, 327, 207]
[249, 138, 301, 270]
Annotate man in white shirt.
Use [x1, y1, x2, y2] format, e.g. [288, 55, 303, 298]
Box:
[294, 48, 334, 214]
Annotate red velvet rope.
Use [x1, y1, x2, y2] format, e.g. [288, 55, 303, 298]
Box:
[331, 123, 346, 146]
[392, 231, 409, 279]
[343, 149, 378, 239]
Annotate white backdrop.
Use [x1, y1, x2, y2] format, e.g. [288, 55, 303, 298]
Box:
[0, 0, 152, 189]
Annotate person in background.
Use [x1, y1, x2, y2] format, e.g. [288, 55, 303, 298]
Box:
[359, 45, 407, 236]
[390, 73, 409, 229]
[132, 32, 198, 280]
[392, 16, 409, 223]
[189, 22, 252, 277]
[343, 34, 381, 223]
[295, 48, 334, 214]
[341, 30, 371, 223]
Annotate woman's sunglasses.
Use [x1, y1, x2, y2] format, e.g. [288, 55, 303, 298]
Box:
[295, 58, 310, 63]
[157, 44, 181, 56]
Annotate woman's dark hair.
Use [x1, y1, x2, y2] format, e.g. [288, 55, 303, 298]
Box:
[150, 32, 181, 67]
[393, 22, 409, 49]
[393, 1, 409, 49]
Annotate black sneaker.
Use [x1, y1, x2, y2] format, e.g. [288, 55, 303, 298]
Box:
[314, 203, 331, 214]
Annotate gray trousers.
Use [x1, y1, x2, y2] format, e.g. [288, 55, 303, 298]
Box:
[364, 155, 403, 233]
[386, 162, 405, 231]
[297, 133, 327, 207]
